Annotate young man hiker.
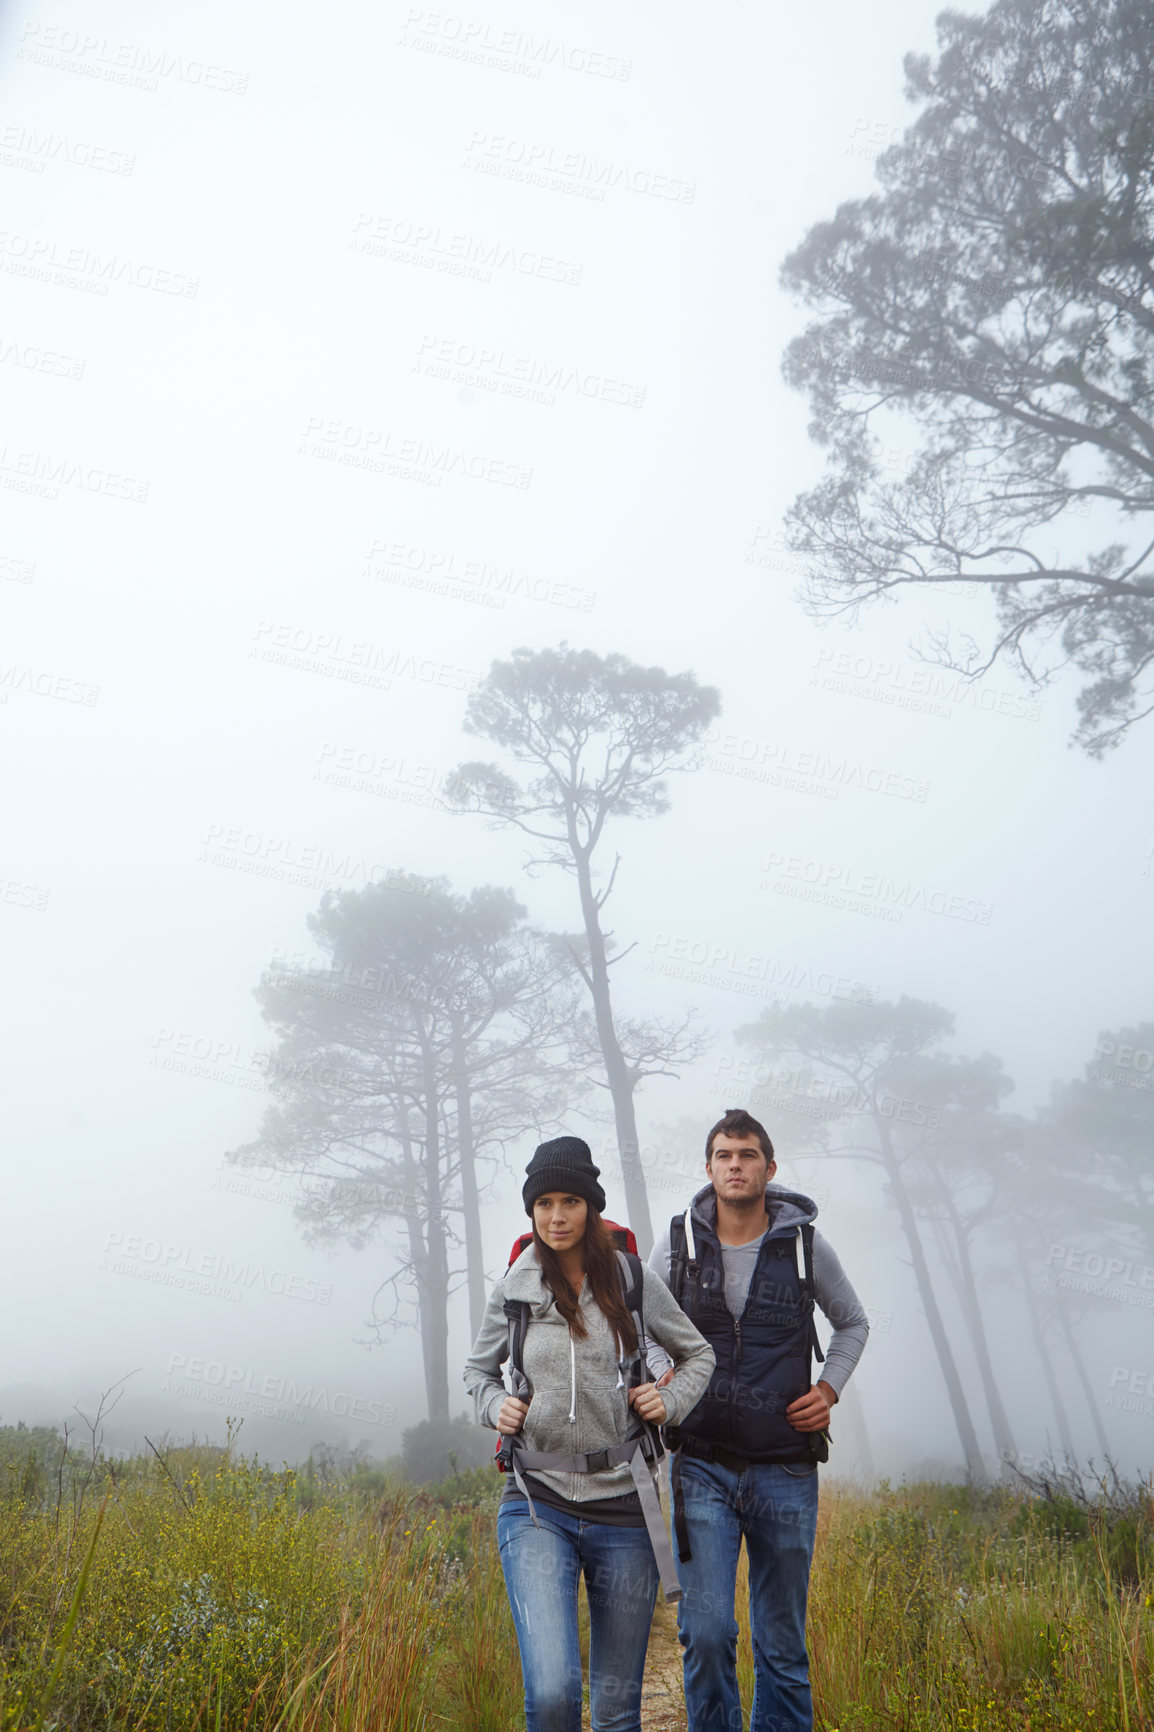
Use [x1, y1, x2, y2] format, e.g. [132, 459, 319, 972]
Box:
[648, 1107, 869, 1732]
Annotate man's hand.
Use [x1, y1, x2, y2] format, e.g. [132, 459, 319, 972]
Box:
[496, 1396, 529, 1435]
[628, 1382, 668, 1425]
[655, 1368, 675, 1389]
[785, 1381, 837, 1433]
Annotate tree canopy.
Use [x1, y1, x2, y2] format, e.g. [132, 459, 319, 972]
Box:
[448, 644, 719, 1251]
[227, 875, 577, 1415]
[781, 0, 1154, 753]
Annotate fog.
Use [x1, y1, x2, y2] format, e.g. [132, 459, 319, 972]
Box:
[2, 0, 1151, 1486]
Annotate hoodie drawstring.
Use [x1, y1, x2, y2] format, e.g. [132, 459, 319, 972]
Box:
[568, 1336, 577, 1423]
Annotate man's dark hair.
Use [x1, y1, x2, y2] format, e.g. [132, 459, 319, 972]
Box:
[705, 1107, 775, 1166]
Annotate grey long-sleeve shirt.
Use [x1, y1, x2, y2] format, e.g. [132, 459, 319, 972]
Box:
[647, 1206, 869, 1399]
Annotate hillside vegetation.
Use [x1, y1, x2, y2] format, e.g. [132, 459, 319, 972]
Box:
[0, 1423, 1150, 1729]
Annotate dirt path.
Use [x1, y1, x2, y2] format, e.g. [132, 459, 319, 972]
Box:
[639, 1598, 687, 1731]
[579, 1597, 686, 1732]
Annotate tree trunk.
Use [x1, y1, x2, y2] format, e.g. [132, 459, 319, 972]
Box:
[934, 1195, 1018, 1468]
[1053, 1288, 1112, 1462]
[1019, 1258, 1078, 1462]
[451, 1013, 486, 1338]
[834, 1378, 875, 1483]
[571, 846, 653, 1253]
[876, 1118, 988, 1481]
[418, 1025, 450, 1417]
[397, 1124, 439, 1413]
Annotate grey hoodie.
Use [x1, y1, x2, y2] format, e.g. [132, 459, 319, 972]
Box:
[464, 1244, 715, 1504]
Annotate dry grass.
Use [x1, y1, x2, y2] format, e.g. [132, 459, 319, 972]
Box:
[0, 1430, 1150, 1730]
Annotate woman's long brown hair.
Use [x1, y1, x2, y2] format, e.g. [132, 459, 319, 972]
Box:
[532, 1207, 639, 1359]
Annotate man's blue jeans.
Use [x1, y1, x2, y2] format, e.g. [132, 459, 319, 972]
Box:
[673, 1457, 819, 1732]
[497, 1497, 659, 1732]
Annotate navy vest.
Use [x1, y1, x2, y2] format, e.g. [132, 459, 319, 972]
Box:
[670, 1208, 821, 1463]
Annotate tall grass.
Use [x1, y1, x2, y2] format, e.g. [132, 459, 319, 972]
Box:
[734, 1475, 1154, 1732]
[0, 1424, 1150, 1730]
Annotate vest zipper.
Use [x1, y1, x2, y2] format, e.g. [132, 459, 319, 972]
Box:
[730, 1314, 742, 1435]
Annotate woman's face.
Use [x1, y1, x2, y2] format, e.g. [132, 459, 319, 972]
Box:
[533, 1192, 589, 1252]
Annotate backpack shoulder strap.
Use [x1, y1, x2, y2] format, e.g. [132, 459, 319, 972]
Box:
[615, 1249, 646, 1381]
[793, 1224, 825, 1365]
[668, 1209, 696, 1308]
[616, 1247, 644, 1312]
[502, 1296, 532, 1400]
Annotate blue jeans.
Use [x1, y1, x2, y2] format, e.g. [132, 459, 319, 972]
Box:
[497, 1497, 659, 1732]
[673, 1457, 819, 1732]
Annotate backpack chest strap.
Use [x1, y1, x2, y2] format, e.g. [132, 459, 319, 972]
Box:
[509, 1435, 652, 1475]
[507, 1431, 680, 1602]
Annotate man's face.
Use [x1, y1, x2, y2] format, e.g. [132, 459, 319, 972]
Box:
[706, 1132, 775, 1205]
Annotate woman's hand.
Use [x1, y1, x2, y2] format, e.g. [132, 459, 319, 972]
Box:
[496, 1396, 529, 1436]
[628, 1382, 667, 1425]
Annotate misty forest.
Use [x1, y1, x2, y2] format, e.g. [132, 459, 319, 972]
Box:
[4, 0, 1154, 1727]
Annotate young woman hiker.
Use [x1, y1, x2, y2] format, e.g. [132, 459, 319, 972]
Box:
[464, 1136, 715, 1732]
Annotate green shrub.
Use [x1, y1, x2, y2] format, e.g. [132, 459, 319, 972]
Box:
[400, 1415, 493, 1484]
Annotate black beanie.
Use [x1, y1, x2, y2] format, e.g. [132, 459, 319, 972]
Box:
[522, 1136, 606, 1216]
